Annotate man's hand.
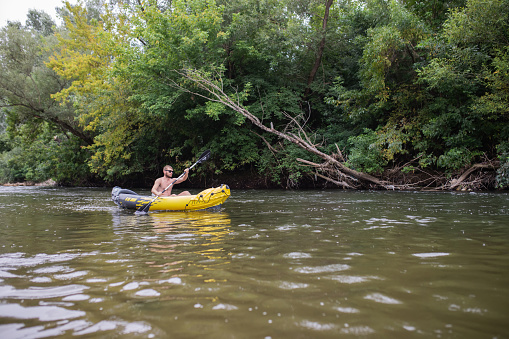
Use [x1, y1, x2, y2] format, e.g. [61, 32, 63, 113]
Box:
[183, 168, 190, 180]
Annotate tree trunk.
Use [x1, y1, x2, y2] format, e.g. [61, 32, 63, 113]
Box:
[304, 0, 334, 98]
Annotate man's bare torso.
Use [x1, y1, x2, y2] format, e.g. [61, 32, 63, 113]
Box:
[154, 177, 175, 196]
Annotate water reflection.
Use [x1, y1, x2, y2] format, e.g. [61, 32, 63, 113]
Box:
[0, 250, 155, 338]
[146, 212, 232, 274]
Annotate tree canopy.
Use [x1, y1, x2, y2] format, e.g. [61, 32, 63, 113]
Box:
[0, 0, 507, 189]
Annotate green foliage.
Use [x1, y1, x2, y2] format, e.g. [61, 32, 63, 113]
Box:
[0, 21, 90, 144]
[25, 9, 56, 36]
[0, 123, 94, 185]
[400, 0, 466, 30]
[443, 0, 509, 49]
[1, 0, 507, 188]
[50, 137, 96, 186]
[326, 0, 427, 129]
[472, 46, 509, 121]
[208, 126, 260, 173]
[256, 141, 315, 188]
[437, 147, 481, 170]
[414, 0, 509, 170]
[346, 124, 410, 174]
[359, 1, 426, 97]
[347, 129, 388, 174]
[496, 142, 509, 189]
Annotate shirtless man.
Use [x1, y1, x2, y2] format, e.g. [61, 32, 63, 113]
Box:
[151, 165, 191, 197]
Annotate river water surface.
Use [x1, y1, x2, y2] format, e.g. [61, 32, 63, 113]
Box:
[0, 186, 508, 338]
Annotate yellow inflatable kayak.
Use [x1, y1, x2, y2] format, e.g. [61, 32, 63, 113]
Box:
[111, 185, 230, 211]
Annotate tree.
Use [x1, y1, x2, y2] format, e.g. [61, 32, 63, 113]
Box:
[3, 0, 504, 189]
[416, 0, 509, 175]
[324, 0, 428, 174]
[400, 0, 466, 30]
[46, 1, 145, 181]
[26, 9, 56, 36]
[0, 18, 92, 144]
[304, 0, 334, 98]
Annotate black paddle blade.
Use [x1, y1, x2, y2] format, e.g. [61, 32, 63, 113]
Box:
[135, 202, 152, 215]
[197, 150, 211, 163]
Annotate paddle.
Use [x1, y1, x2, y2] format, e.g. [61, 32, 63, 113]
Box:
[135, 150, 211, 215]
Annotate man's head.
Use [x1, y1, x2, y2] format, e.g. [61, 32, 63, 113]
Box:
[163, 165, 173, 177]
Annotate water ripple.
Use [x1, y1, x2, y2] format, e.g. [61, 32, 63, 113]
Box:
[298, 320, 337, 331]
[0, 284, 89, 299]
[412, 252, 450, 258]
[334, 306, 360, 313]
[0, 252, 80, 267]
[283, 252, 312, 259]
[364, 293, 402, 304]
[73, 320, 152, 336]
[327, 275, 380, 284]
[293, 264, 350, 274]
[0, 303, 85, 321]
[278, 281, 309, 290]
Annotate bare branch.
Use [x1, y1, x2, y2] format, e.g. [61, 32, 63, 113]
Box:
[252, 131, 279, 154]
[447, 162, 499, 190]
[314, 171, 353, 189]
[335, 143, 345, 162]
[170, 68, 390, 189]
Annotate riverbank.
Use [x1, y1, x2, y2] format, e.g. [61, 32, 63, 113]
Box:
[1, 166, 504, 192]
[1, 179, 57, 187]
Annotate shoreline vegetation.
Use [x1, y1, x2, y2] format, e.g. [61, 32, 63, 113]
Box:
[1, 166, 504, 192]
[1, 0, 508, 192]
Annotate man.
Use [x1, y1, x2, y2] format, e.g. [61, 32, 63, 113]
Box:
[151, 165, 191, 197]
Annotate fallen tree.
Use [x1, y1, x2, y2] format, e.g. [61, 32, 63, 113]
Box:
[439, 161, 500, 191]
[171, 68, 390, 189]
[170, 68, 500, 190]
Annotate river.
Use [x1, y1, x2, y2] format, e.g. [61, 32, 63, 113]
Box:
[0, 186, 508, 338]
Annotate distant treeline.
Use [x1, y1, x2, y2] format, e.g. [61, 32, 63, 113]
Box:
[0, 0, 508, 189]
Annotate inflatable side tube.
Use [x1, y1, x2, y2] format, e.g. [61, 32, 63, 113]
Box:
[116, 194, 153, 210]
[111, 186, 140, 207]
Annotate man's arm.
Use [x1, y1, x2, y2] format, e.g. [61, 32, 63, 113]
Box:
[174, 168, 189, 184]
[151, 178, 162, 196]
